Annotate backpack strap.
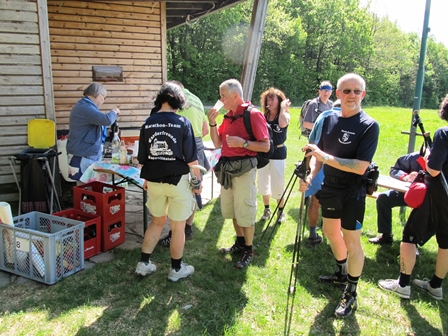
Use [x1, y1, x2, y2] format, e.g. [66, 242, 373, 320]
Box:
[243, 105, 256, 141]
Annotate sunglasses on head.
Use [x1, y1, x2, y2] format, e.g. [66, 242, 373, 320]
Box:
[341, 89, 363, 95]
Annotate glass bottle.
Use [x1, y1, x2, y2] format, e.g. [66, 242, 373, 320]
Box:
[119, 140, 128, 165]
[111, 132, 121, 164]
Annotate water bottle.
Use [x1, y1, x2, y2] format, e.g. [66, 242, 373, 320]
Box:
[111, 132, 121, 163]
[119, 140, 128, 165]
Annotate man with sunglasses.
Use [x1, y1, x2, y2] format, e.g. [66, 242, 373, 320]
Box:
[299, 73, 379, 318]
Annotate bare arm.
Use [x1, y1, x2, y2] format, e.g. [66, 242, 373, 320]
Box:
[202, 120, 209, 138]
[225, 136, 270, 152]
[207, 108, 222, 148]
[279, 99, 291, 129]
[303, 144, 370, 175]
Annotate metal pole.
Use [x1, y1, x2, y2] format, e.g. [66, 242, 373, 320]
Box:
[408, 0, 431, 153]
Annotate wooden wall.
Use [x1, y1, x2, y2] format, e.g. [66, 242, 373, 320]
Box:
[47, 1, 166, 130]
[0, 0, 54, 202]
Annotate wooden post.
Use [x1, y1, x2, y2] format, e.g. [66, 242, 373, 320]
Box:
[240, 0, 268, 103]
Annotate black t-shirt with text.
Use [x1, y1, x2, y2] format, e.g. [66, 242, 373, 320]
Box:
[138, 112, 198, 185]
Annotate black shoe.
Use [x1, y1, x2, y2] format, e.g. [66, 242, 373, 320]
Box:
[220, 243, 243, 254]
[334, 290, 358, 318]
[235, 250, 254, 269]
[185, 226, 193, 240]
[158, 231, 171, 247]
[319, 272, 348, 286]
[306, 234, 323, 248]
[368, 234, 393, 245]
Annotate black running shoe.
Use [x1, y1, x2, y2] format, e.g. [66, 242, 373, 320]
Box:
[319, 272, 348, 286]
[334, 290, 357, 318]
[235, 250, 254, 269]
[158, 231, 171, 247]
[220, 243, 243, 254]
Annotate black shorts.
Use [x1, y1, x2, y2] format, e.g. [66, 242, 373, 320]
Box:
[316, 186, 365, 231]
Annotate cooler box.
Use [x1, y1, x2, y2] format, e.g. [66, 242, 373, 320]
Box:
[73, 182, 126, 251]
[53, 209, 101, 259]
[0, 211, 84, 285]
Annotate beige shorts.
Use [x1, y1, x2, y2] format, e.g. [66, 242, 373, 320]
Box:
[257, 159, 286, 199]
[145, 174, 195, 221]
[220, 168, 257, 227]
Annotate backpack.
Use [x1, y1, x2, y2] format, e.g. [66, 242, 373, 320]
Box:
[299, 99, 313, 137]
[243, 105, 275, 169]
[363, 162, 379, 195]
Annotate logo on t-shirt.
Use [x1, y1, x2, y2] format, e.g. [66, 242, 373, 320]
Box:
[339, 130, 354, 145]
[150, 138, 173, 156]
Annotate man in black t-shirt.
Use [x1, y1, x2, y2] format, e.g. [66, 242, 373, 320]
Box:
[299, 73, 379, 318]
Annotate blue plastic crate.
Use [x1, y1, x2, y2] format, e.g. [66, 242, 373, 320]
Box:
[0, 211, 84, 285]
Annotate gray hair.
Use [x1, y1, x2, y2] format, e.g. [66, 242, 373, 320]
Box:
[220, 79, 243, 99]
[337, 73, 366, 91]
[83, 82, 107, 98]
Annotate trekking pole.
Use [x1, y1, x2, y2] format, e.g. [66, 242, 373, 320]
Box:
[256, 168, 299, 247]
[284, 151, 311, 336]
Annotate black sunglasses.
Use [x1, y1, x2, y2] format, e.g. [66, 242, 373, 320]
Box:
[341, 89, 363, 95]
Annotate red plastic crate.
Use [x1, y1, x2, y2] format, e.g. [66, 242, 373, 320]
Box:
[53, 208, 102, 259]
[102, 216, 126, 252]
[73, 181, 125, 222]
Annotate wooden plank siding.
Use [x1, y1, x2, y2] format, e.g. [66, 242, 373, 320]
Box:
[0, 0, 52, 202]
[47, 1, 166, 130]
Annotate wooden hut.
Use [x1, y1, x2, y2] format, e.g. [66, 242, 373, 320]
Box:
[0, 0, 265, 204]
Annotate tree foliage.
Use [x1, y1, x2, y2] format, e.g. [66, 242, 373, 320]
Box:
[167, 0, 448, 109]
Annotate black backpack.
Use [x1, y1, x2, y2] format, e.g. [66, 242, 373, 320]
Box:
[299, 99, 313, 137]
[243, 105, 275, 169]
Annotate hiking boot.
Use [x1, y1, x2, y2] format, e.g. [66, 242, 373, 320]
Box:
[220, 243, 243, 254]
[368, 234, 393, 245]
[168, 262, 194, 282]
[413, 278, 443, 300]
[135, 261, 156, 277]
[334, 290, 358, 318]
[306, 234, 323, 248]
[158, 231, 171, 247]
[235, 250, 254, 269]
[260, 208, 271, 220]
[319, 272, 348, 286]
[277, 211, 286, 224]
[185, 226, 193, 240]
[378, 279, 411, 299]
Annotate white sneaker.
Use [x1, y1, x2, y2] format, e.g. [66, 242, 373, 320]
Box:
[277, 211, 286, 224]
[413, 278, 443, 300]
[135, 261, 156, 277]
[168, 262, 194, 282]
[260, 208, 271, 220]
[378, 279, 411, 299]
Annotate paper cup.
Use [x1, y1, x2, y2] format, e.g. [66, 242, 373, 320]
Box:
[213, 100, 224, 111]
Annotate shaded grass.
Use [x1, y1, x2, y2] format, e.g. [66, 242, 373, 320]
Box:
[0, 106, 447, 335]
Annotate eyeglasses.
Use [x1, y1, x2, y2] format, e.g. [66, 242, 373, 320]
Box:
[341, 89, 363, 95]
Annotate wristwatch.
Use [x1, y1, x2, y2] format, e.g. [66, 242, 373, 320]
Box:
[243, 140, 249, 149]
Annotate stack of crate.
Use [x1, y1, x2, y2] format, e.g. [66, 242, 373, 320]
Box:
[72, 181, 126, 253]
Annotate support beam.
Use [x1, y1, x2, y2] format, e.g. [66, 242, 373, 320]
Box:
[240, 0, 268, 103]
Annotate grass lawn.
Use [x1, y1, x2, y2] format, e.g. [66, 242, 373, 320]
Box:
[1, 106, 447, 335]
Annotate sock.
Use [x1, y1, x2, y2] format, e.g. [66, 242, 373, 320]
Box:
[171, 258, 182, 271]
[347, 274, 359, 294]
[264, 205, 270, 209]
[140, 252, 151, 263]
[244, 245, 253, 253]
[185, 224, 192, 233]
[399, 273, 411, 287]
[336, 258, 348, 276]
[429, 274, 443, 288]
[309, 226, 317, 239]
[278, 207, 284, 213]
[236, 236, 246, 247]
